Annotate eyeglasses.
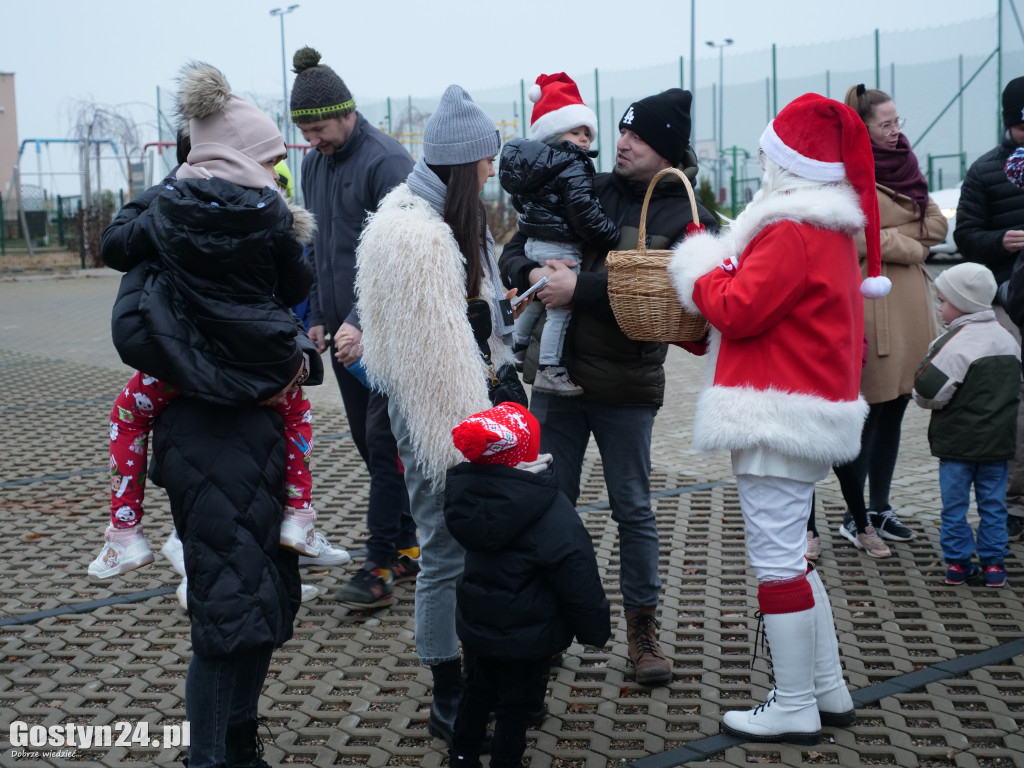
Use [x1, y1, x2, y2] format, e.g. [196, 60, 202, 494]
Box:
[868, 116, 906, 134]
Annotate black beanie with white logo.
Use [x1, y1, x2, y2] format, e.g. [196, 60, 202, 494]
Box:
[618, 89, 692, 166]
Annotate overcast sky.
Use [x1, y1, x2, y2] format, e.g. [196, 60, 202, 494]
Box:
[2, 0, 996, 144]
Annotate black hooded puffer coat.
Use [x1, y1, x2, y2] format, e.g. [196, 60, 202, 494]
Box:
[444, 463, 611, 659]
[110, 177, 314, 405]
[151, 399, 301, 657]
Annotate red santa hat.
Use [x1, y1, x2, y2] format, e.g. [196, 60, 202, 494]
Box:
[759, 93, 891, 299]
[451, 402, 541, 467]
[528, 72, 598, 145]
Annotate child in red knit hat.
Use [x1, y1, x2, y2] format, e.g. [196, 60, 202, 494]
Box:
[444, 402, 610, 768]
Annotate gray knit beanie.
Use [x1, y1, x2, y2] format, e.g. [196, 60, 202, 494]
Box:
[935, 262, 997, 314]
[423, 85, 500, 165]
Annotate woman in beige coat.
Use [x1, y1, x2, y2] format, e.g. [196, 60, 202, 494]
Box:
[809, 85, 947, 559]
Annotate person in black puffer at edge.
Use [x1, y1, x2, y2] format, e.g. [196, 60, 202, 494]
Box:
[955, 75, 1024, 544]
[105, 61, 319, 768]
[444, 402, 610, 768]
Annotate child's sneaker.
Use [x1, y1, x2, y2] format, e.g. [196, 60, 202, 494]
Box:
[333, 566, 394, 609]
[532, 366, 584, 397]
[298, 531, 351, 567]
[390, 553, 421, 584]
[88, 525, 155, 579]
[280, 507, 318, 556]
[161, 529, 186, 577]
[944, 563, 982, 585]
[984, 564, 1007, 587]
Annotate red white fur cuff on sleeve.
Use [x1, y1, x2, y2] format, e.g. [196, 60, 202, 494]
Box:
[669, 231, 733, 314]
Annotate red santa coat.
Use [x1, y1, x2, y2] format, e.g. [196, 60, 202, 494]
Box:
[669, 183, 868, 467]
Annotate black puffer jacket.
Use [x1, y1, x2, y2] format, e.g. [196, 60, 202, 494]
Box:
[151, 398, 300, 658]
[954, 135, 1024, 285]
[109, 178, 316, 405]
[101, 178, 172, 272]
[444, 463, 610, 659]
[499, 171, 718, 406]
[499, 138, 618, 248]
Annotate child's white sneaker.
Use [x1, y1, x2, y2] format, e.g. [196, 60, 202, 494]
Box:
[88, 524, 155, 579]
[161, 529, 186, 577]
[280, 507, 318, 556]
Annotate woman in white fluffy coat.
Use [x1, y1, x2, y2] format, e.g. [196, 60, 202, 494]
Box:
[667, 93, 886, 746]
[354, 83, 518, 750]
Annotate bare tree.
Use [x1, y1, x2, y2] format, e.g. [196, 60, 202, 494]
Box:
[66, 100, 143, 265]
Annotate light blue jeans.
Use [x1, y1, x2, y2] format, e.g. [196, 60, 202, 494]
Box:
[514, 239, 581, 367]
[939, 459, 1009, 566]
[529, 393, 661, 608]
[388, 399, 464, 665]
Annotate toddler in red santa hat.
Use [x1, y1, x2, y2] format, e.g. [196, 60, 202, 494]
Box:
[499, 73, 621, 398]
[443, 401, 610, 768]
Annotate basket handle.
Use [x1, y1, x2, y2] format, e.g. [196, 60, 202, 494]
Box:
[635, 167, 700, 256]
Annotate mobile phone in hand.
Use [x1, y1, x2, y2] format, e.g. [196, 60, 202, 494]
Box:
[511, 276, 549, 308]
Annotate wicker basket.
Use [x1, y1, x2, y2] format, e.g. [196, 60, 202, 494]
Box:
[606, 167, 709, 342]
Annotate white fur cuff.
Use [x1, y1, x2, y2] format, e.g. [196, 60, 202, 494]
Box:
[669, 232, 731, 313]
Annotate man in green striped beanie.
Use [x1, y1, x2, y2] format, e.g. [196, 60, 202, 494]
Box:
[290, 46, 419, 609]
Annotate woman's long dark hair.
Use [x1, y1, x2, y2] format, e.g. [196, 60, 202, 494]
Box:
[428, 162, 487, 298]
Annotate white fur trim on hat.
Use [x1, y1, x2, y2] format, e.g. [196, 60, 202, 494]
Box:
[530, 103, 598, 144]
[759, 122, 845, 182]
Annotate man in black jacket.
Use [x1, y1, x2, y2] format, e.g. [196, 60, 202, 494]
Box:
[955, 75, 1024, 542]
[289, 47, 419, 606]
[499, 89, 718, 687]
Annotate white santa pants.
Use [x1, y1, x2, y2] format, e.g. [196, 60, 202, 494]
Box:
[735, 474, 814, 582]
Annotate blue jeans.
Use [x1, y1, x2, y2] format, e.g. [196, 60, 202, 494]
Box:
[185, 644, 273, 768]
[331, 357, 417, 567]
[939, 459, 1009, 566]
[388, 399, 464, 665]
[529, 393, 661, 609]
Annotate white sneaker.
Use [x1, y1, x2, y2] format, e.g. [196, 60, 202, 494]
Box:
[298, 531, 351, 567]
[300, 583, 319, 602]
[175, 578, 188, 611]
[161, 530, 186, 577]
[280, 507, 319, 556]
[88, 525, 155, 579]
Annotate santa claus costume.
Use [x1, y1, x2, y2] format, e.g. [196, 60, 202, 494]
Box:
[669, 93, 890, 744]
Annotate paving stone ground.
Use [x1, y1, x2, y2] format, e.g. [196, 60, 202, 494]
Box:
[0, 271, 1022, 768]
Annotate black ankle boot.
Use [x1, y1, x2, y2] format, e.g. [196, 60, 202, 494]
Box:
[224, 718, 271, 768]
[427, 659, 463, 747]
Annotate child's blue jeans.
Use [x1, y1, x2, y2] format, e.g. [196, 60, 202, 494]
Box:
[939, 459, 1009, 566]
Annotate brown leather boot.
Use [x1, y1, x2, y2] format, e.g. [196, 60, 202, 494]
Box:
[626, 607, 672, 686]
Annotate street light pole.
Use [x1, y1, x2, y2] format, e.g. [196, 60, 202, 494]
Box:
[270, 5, 300, 147]
[706, 38, 733, 202]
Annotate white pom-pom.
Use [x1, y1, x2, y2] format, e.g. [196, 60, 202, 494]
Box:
[528, 84, 542, 103]
[860, 275, 892, 299]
